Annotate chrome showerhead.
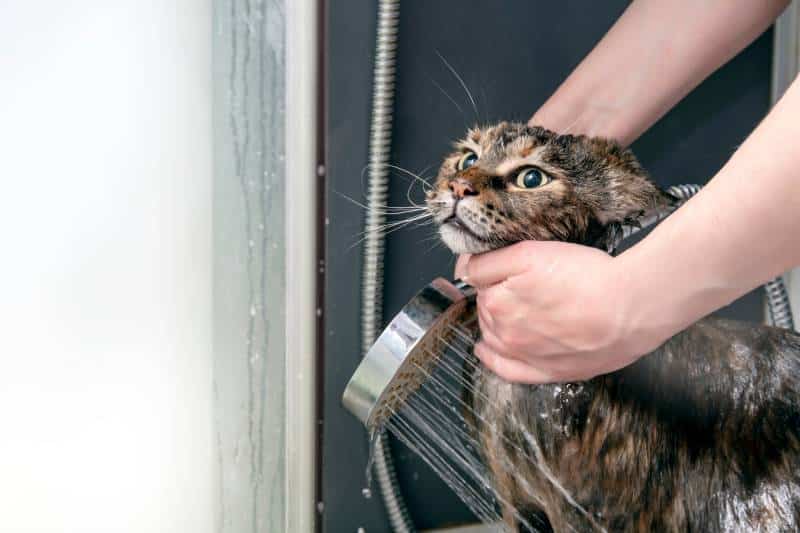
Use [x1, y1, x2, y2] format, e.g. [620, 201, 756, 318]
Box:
[342, 278, 477, 429]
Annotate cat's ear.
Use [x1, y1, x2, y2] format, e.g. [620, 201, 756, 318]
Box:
[594, 171, 679, 226]
[594, 184, 680, 253]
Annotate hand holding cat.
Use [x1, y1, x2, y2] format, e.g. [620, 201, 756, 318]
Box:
[457, 241, 657, 384]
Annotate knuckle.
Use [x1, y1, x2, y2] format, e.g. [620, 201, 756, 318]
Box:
[478, 306, 493, 327]
[505, 333, 525, 351]
[481, 291, 502, 316]
[496, 328, 524, 352]
[473, 342, 491, 363]
[475, 344, 510, 380]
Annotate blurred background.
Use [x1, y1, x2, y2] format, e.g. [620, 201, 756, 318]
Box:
[0, 1, 798, 532]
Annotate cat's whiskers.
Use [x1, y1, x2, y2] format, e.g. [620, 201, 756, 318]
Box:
[356, 212, 433, 235]
[357, 163, 435, 213]
[431, 77, 470, 128]
[347, 211, 436, 250]
[333, 189, 429, 215]
[431, 77, 465, 116]
[384, 163, 435, 200]
[360, 162, 434, 192]
[436, 50, 480, 123]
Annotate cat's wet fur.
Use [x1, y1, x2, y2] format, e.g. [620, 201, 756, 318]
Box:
[426, 122, 800, 532]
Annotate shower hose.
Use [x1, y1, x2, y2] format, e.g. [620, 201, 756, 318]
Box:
[359, 4, 794, 531]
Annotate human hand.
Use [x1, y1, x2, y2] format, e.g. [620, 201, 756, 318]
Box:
[455, 241, 658, 384]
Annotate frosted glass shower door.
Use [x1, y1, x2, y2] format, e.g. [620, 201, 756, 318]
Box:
[0, 0, 316, 531]
[0, 2, 214, 532]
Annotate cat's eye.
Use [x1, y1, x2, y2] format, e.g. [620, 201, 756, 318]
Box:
[457, 151, 478, 171]
[515, 167, 550, 189]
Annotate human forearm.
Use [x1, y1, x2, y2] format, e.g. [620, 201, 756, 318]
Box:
[618, 75, 800, 350]
[530, 0, 789, 145]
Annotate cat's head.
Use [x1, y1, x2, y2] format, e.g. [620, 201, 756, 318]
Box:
[426, 122, 676, 254]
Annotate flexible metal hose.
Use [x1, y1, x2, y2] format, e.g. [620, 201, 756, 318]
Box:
[766, 278, 795, 330]
[360, 1, 415, 531]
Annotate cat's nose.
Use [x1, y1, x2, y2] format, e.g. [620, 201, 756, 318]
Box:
[449, 178, 477, 198]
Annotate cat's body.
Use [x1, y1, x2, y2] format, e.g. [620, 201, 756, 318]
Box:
[425, 122, 800, 531]
[471, 317, 800, 532]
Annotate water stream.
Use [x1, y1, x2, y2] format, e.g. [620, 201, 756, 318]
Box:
[365, 321, 604, 532]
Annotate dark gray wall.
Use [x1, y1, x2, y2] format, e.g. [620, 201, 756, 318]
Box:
[322, 2, 773, 531]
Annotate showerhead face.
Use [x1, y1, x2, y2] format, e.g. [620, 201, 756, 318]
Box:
[342, 278, 477, 429]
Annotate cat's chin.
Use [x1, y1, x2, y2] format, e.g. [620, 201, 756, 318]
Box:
[438, 224, 495, 255]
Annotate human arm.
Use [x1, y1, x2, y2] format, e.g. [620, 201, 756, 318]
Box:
[460, 75, 800, 384]
[530, 0, 789, 146]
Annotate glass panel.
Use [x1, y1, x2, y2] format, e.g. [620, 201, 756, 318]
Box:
[212, 1, 286, 531]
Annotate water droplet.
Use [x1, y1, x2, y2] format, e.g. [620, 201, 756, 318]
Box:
[316, 501, 324, 513]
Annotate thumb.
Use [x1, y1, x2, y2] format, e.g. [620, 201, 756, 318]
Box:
[462, 241, 540, 288]
[454, 254, 471, 279]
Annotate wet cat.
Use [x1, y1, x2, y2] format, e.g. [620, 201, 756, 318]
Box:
[425, 122, 800, 532]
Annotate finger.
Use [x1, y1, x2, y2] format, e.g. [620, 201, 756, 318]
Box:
[454, 253, 472, 280]
[476, 285, 520, 342]
[476, 297, 495, 330]
[465, 240, 603, 289]
[478, 321, 542, 364]
[463, 241, 541, 288]
[477, 313, 505, 355]
[474, 342, 558, 384]
[476, 284, 516, 319]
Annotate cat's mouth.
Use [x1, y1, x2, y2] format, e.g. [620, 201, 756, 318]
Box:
[442, 215, 489, 243]
[438, 214, 498, 254]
